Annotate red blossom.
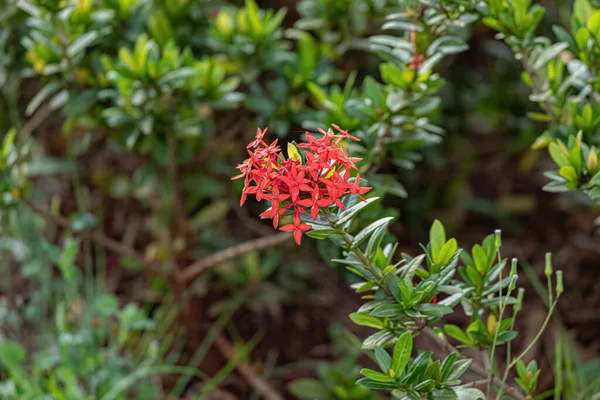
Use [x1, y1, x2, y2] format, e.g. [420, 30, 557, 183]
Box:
[233, 126, 372, 244]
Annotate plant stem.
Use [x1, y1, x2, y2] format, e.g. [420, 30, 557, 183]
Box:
[422, 327, 526, 400]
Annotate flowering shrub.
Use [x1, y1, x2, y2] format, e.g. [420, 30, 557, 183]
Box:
[233, 126, 370, 243]
[236, 126, 564, 399]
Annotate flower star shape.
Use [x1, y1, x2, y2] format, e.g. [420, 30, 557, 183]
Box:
[260, 186, 290, 228]
[247, 127, 268, 149]
[279, 219, 312, 245]
[278, 164, 312, 202]
[297, 187, 334, 220]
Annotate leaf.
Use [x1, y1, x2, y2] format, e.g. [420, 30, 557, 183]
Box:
[374, 346, 392, 373]
[360, 368, 395, 382]
[414, 304, 453, 318]
[482, 276, 512, 297]
[287, 379, 329, 400]
[26, 81, 61, 116]
[335, 197, 379, 226]
[496, 330, 518, 344]
[559, 165, 578, 181]
[349, 312, 385, 329]
[454, 387, 485, 399]
[441, 353, 457, 382]
[158, 67, 198, 85]
[0, 341, 26, 369]
[533, 42, 569, 70]
[431, 388, 458, 400]
[445, 359, 472, 382]
[382, 20, 423, 32]
[471, 244, 488, 274]
[427, 36, 469, 56]
[94, 294, 119, 317]
[58, 238, 79, 281]
[69, 212, 98, 232]
[429, 220, 446, 262]
[391, 331, 412, 375]
[363, 330, 396, 349]
[371, 304, 405, 318]
[67, 31, 99, 58]
[436, 238, 457, 265]
[444, 325, 472, 345]
[355, 378, 397, 390]
[352, 217, 394, 247]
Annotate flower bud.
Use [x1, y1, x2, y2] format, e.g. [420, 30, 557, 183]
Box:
[487, 314, 498, 336]
[556, 270, 564, 295]
[494, 229, 502, 250]
[510, 258, 518, 277]
[216, 11, 234, 37]
[514, 288, 525, 312]
[509, 274, 518, 291]
[544, 252, 552, 277]
[531, 136, 552, 150]
[588, 147, 598, 172]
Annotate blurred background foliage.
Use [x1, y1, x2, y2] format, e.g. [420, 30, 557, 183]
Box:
[1, 0, 600, 398]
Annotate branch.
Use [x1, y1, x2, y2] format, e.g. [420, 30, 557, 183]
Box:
[25, 200, 169, 279]
[422, 327, 525, 400]
[214, 335, 284, 400]
[182, 232, 292, 283]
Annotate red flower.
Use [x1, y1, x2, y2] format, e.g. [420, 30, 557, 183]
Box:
[233, 125, 372, 244]
[279, 219, 312, 245]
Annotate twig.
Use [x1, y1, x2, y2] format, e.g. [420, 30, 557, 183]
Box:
[422, 327, 525, 400]
[24, 200, 169, 279]
[181, 232, 293, 283]
[460, 379, 489, 388]
[214, 335, 284, 400]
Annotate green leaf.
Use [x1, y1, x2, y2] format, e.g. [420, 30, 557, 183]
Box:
[431, 388, 458, 400]
[465, 265, 482, 287]
[454, 387, 485, 399]
[355, 378, 397, 390]
[26, 81, 61, 116]
[444, 325, 472, 345]
[496, 330, 518, 344]
[158, 67, 198, 85]
[445, 359, 471, 382]
[374, 346, 392, 373]
[335, 197, 379, 226]
[532, 42, 569, 70]
[67, 31, 99, 58]
[360, 368, 395, 382]
[0, 341, 26, 369]
[352, 217, 394, 247]
[414, 304, 453, 318]
[94, 294, 119, 317]
[58, 238, 79, 281]
[559, 166, 578, 182]
[427, 36, 469, 56]
[287, 379, 329, 400]
[381, 20, 423, 32]
[440, 353, 457, 382]
[436, 238, 457, 265]
[471, 244, 488, 274]
[548, 142, 571, 167]
[69, 212, 98, 232]
[349, 312, 385, 329]
[429, 220, 446, 262]
[391, 331, 412, 376]
[371, 304, 405, 318]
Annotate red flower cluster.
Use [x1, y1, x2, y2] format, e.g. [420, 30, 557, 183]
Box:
[233, 125, 371, 245]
